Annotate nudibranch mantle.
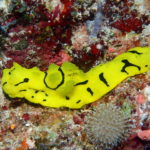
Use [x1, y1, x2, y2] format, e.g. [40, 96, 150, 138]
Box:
[2, 47, 150, 108]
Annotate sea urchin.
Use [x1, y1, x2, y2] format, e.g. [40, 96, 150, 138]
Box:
[85, 103, 131, 150]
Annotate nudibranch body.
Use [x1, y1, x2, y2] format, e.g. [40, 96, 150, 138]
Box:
[2, 47, 150, 108]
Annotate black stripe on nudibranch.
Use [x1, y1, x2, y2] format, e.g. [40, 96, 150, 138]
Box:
[74, 80, 88, 86]
[19, 89, 27, 92]
[3, 82, 7, 86]
[43, 67, 65, 90]
[87, 87, 94, 96]
[15, 78, 29, 86]
[9, 68, 15, 75]
[99, 73, 109, 87]
[33, 89, 48, 96]
[128, 50, 143, 55]
[121, 59, 141, 74]
[76, 100, 81, 104]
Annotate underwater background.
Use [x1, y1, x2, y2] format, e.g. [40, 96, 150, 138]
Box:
[0, 0, 150, 149]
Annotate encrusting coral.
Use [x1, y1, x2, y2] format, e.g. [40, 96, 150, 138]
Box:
[85, 103, 131, 150]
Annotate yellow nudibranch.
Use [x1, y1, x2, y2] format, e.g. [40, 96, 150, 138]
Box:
[2, 47, 150, 108]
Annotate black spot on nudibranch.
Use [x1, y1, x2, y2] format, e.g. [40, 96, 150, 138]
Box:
[74, 80, 88, 86]
[76, 100, 81, 104]
[15, 78, 29, 86]
[35, 90, 39, 93]
[121, 59, 141, 74]
[128, 50, 143, 55]
[145, 65, 148, 67]
[87, 87, 94, 96]
[45, 93, 48, 96]
[99, 73, 109, 87]
[44, 67, 64, 90]
[43, 99, 47, 101]
[66, 96, 70, 100]
[24, 78, 29, 82]
[32, 96, 34, 98]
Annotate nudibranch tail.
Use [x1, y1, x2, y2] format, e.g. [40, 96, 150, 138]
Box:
[2, 47, 150, 108]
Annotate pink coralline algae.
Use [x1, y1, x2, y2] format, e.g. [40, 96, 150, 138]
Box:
[137, 130, 150, 141]
[136, 94, 146, 105]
